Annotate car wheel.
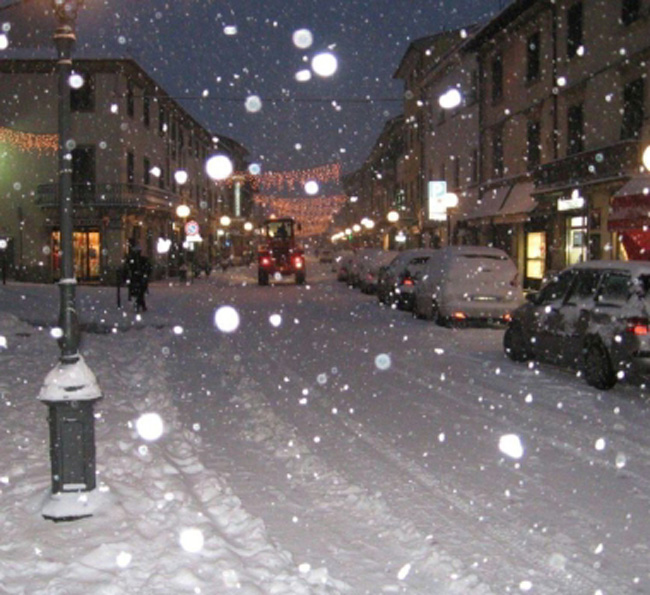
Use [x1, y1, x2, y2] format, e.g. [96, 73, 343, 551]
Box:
[296, 271, 306, 285]
[503, 323, 531, 362]
[583, 340, 617, 390]
[258, 270, 269, 286]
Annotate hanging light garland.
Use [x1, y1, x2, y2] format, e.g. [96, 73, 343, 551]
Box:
[216, 162, 341, 193]
[0, 127, 58, 154]
[254, 194, 348, 236]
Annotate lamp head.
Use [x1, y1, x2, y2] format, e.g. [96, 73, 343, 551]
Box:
[52, 0, 84, 23]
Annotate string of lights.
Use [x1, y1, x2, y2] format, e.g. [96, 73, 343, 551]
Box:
[0, 127, 58, 154]
[254, 194, 348, 236]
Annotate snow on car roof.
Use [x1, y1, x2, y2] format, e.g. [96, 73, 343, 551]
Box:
[570, 260, 650, 276]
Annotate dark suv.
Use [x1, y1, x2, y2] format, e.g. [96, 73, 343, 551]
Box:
[504, 261, 650, 389]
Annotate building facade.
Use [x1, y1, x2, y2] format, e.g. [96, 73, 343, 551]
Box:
[345, 0, 650, 288]
[0, 57, 251, 283]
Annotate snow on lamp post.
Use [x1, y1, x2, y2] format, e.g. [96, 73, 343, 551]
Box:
[39, 0, 103, 522]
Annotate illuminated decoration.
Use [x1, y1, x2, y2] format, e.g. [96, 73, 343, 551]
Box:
[254, 194, 348, 237]
[387, 210, 400, 223]
[557, 190, 585, 211]
[0, 127, 57, 154]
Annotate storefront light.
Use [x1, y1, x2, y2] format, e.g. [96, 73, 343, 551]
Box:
[643, 145, 650, 171]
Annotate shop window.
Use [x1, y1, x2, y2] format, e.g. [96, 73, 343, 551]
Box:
[621, 78, 644, 140]
[567, 215, 587, 265]
[526, 231, 546, 280]
[567, 2, 583, 59]
[52, 230, 100, 281]
[526, 32, 541, 83]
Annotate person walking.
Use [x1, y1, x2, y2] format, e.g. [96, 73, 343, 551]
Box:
[123, 241, 152, 312]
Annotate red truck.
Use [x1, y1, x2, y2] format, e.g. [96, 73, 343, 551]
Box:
[257, 217, 306, 285]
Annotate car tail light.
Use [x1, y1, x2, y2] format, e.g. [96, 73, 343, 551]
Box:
[627, 318, 650, 335]
[261, 257, 272, 266]
[293, 257, 304, 269]
[403, 277, 414, 286]
[451, 311, 467, 320]
[503, 313, 512, 323]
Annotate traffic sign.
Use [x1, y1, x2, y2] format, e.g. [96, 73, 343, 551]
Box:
[185, 220, 200, 236]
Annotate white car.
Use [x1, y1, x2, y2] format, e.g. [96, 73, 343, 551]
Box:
[412, 246, 524, 325]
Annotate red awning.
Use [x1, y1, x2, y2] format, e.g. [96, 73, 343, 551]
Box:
[619, 230, 650, 260]
[608, 177, 650, 231]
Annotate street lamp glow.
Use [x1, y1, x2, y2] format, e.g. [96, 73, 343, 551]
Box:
[311, 51, 338, 77]
[220, 215, 232, 227]
[205, 154, 234, 181]
[174, 169, 188, 185]
[176, 204, 190, 218]
[352, 224, 361, 233]
[244, 221, 254, 232]
[387, 210, 400, 223]
[643, 145, 650, 171]
[361, 218, 375, 229]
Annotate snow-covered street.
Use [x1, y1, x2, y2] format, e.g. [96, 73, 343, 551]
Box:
[1, 260, 650, 594]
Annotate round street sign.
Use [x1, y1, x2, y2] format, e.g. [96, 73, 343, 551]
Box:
[185, 220, 200, 236]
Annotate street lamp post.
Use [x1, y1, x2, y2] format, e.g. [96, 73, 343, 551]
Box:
[38, 0, 102, 522]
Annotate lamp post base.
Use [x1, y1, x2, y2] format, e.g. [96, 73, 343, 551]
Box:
[41, 488, 101, 522]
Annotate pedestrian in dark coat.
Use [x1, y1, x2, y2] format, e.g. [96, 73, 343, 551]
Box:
[124, 244, 152, 312]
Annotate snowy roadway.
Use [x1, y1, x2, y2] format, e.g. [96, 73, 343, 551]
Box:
[1, 259, 649, 594]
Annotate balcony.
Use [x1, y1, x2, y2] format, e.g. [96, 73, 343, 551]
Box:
[533, 140, 640, 192]
[36, 183, 177, 211]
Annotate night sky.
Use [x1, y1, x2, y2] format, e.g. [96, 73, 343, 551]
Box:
[3, 0, 503, 174]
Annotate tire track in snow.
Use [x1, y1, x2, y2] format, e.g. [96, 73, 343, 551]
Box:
[247, 336, 634, 595]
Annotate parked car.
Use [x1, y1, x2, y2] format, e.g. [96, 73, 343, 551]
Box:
[504, 260, 650, 389]
[377, 249, 438, 307]
[335, 250, 356, 282]
[357, 249, 398, 294]
[347, 248, 385, 288]
[412, 246, 523, 325]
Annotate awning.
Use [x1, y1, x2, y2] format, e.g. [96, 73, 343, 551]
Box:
[619, 230, 650, 260]
[608, 176, 650, 231]
[467, 182, 536, 222]
[497, 181, 536, 220]
[467, 185, 510, 219]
